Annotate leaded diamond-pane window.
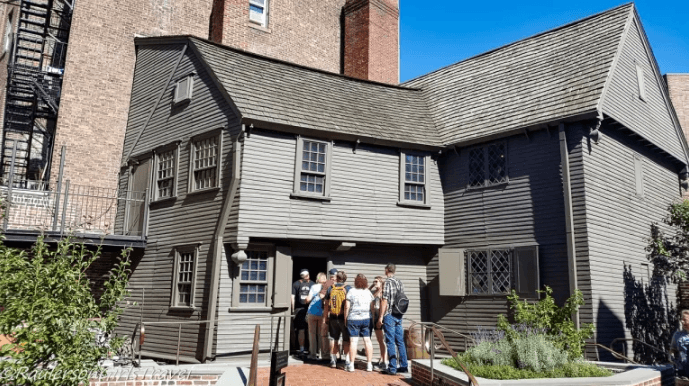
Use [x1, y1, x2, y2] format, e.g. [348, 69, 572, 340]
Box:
[404, 154, 426, 202]
[299, 139, 328, 195]
[468, 249, 512, 295]
[468, 143, 508, 188]
[177, 252, 195, 306]
[192, 136, 218, 191]
[156, 149, 175, 199]
[239, 251, 268, 304]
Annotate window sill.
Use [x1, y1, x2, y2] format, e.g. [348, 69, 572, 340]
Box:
[228, 306, 274, 312]
[150, 196, 177, 205]
[245, 22, 271, 33]
[397, 201, 431, 209]
[187, 186, 220, 196]
[290, 193, 332, 202]
[169, 306, 197, 312]
[466, 181, 509, 191]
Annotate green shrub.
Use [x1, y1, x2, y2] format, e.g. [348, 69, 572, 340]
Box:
[441, 357, 613, 380]
[463, 333, 569, 372]
[498, 286, 595, 359]
[0, 236, 132, 386]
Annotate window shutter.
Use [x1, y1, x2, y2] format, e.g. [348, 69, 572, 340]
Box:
[272, 246, 292, 308]
[514, 246, 539, 298]
[636, 64, 646, 101]
[634, 154, 644, 197]
[438, 248, 465, 296]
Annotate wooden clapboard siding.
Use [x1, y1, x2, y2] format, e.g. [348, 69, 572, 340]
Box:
[577, 122, 679, 355]
[115, 44, 242, 362]
[428, 129, 569, 351]
[237, 129, 444, 245]
[600, 16, 686, 162]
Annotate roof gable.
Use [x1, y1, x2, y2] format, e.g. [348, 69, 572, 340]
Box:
[599, 10, 689, 163]
[189, 38, 443, 148]
[404, 3, 632, 146]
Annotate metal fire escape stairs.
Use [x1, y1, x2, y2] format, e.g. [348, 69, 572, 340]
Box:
[1, 0, 73, 184]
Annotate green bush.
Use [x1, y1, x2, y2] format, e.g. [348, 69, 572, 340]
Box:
[498, 286, 595, 359]
[441, 357, 613, 380]
[0, 236, 132, 386]
[463, 333, 569, 372]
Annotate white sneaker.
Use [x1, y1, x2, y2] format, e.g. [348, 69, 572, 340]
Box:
[366, 362, 373, 372]
[346, 362, 355, 372]
[330, 358, 337, 368]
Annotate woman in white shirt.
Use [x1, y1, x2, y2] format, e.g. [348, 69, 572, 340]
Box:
[344, 273, 374, 372]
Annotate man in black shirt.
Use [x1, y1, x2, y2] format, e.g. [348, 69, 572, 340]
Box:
[292, 269, 314, 354]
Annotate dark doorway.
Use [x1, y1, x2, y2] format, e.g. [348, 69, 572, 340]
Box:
[289, 256, 328, 354]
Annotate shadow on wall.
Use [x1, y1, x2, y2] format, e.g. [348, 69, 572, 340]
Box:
[596, 300, 625, 362]
[623, 264, 677, 364]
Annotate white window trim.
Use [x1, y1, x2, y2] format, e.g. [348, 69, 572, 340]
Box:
[170, 244, 200, 310]
[152, 141, 180, 202]
[467, 141, 509, 189]
[231, 246, 275, 309]
[291, 136, 333, 200]
[636, 64, 646, 101]
[188, 129, 223, 194]
[173, 74, 194, 105]
[249, 0, 269, 27]
[398, 151, 430, 208]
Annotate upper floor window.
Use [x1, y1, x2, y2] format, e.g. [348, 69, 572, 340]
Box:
[399, 152, 429, 206]
[468, 142, 508, 188]
[154, 146, 178, 200]
[190, 134, 220, 192]
[173, 74, 194, 105]
[249, 0, 269, 27]
[171, 245, 199, 308]
[293, 137, 331, 198]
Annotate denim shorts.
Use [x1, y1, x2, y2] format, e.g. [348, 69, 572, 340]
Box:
[347, 318, 371, 338]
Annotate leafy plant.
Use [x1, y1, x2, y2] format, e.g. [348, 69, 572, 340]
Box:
[442, 357, 613, 380]
[647, 200, 689, 282]
[0, 236, 132, 385]
[498, 286, 595, 359]
[463, 333, 569, 372]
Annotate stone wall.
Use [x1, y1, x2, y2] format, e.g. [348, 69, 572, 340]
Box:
[89, 374, 219, 386]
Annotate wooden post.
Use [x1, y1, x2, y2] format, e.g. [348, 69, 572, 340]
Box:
[248, 325, 260, 386]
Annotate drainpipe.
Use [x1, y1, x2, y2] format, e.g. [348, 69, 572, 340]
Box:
[558, 123, 580, 329]
[203, 125, 244, 361]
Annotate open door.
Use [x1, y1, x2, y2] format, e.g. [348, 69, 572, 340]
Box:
[125, 159, 150, 236]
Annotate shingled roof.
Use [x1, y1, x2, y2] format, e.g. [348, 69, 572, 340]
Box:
[404, 3, 633, 146]
[190, 38, 443, 148]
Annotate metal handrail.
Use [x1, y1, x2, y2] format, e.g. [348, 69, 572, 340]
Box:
[609, 337, 674, 365]
[408, 321, 479, 386]
[586, 342, 638, 364]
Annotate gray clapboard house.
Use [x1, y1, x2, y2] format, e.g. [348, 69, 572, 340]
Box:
[117, 3, 688, 362]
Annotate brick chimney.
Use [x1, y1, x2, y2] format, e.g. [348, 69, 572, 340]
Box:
[666, 74, 689, 145]
[343, 0, 399, 84]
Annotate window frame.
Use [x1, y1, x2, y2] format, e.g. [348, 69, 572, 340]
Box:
[291, 136, 333, 200]
[152, 141, 180, 202]
[467, 141, 509, 189]
[248, 0, 269, 27]
[466, 248, 513, 296]
[398, 151, 431, 207]
[170, 244, 200, 310]
[173, 74, 194, 105]
[231, 245, 275, 309]
[188, 129, 222, 194]
[633, 153, 644, 198]
[635, 63, 646, 102]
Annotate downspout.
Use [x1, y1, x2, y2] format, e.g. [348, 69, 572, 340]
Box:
[558, 123, 580, 329]
[203, 125, 244, 361]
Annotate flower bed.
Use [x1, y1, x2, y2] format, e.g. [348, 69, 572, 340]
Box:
[411, 359, 675, 386]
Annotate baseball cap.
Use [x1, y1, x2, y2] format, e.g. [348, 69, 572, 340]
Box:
[328, 268, 338, 275]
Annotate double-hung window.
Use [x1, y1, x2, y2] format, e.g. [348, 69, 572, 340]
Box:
[238, 251, 269, 304]
[154, 144, 179, 200]
[293, 137, 331, 198]
[189, 133, 221, 192]
[249, 0, 269, 27]
[468, 142, 508, 188]
[171, 245, 199, 308]
[399, 152, 429, 205]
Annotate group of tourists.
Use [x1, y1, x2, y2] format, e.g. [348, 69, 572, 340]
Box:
[291, 263, 409, 375]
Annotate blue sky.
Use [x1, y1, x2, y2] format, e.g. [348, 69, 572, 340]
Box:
[400, 1, 689, 82]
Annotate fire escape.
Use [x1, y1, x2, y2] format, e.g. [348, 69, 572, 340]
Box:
[1, 0, 73, 185]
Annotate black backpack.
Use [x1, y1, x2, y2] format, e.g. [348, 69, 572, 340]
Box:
[298, 280, 312, 306]
[389, 278, 409, 316]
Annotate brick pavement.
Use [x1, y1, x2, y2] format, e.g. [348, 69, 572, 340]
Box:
[256, 362, 412, 386]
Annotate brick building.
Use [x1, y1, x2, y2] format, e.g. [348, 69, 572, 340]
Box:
[667, 74, 689, 141]
[0, 0, 399, 191]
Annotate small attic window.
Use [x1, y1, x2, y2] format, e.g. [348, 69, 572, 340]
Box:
[636, 64, 646, 101]
[174, 75, 194, 105]
[249, 0, 268, 26]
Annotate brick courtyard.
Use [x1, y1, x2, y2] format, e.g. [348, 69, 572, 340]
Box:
[256, 363, 411, 386]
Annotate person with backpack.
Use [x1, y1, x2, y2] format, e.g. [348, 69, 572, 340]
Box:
[376, 263, 409, 375]
[323, 270, 351, 369]
[291, 269, 314, 355]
